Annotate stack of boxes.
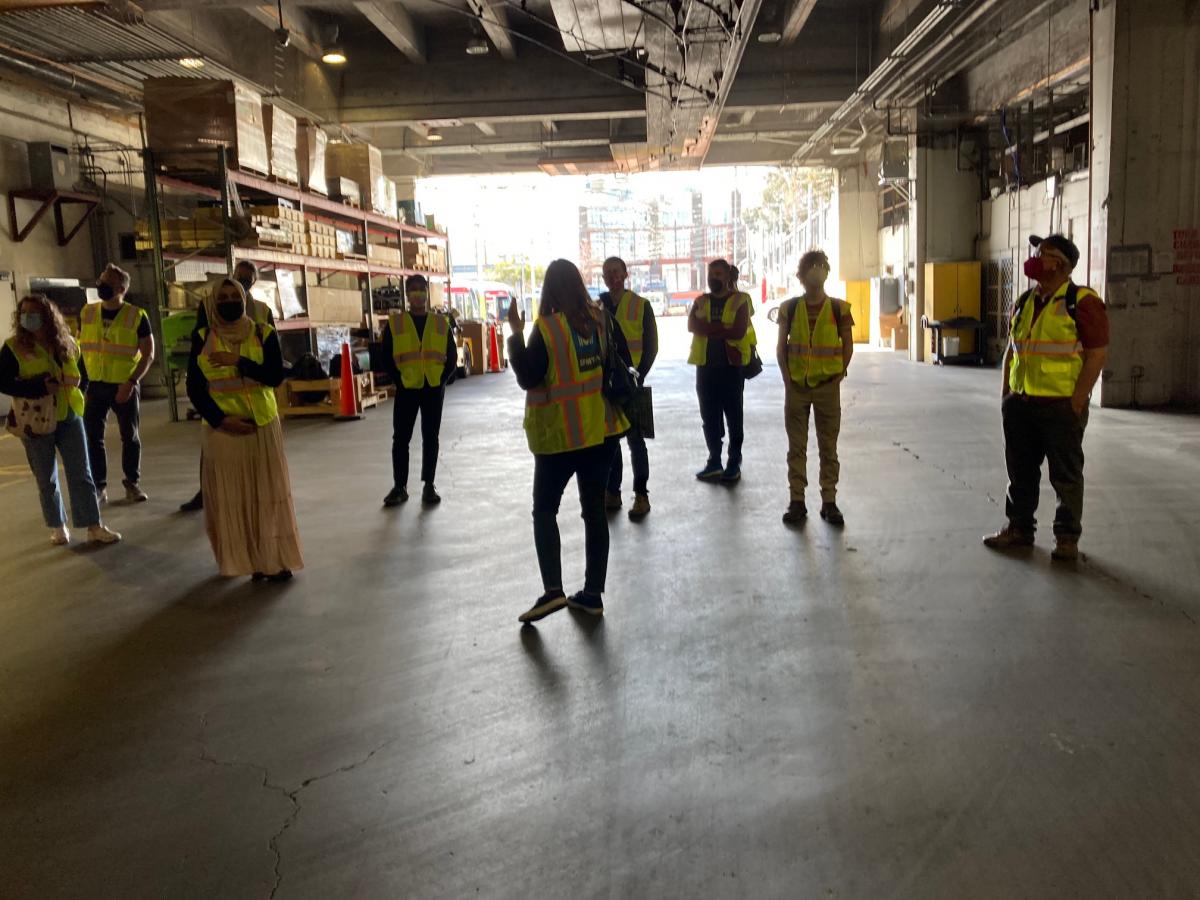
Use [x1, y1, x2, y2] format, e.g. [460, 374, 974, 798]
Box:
[401, 240, 448, 273]
[306, 220, 338, 260]
[245, 202, 305, 251]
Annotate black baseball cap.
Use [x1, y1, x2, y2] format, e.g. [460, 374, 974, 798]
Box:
[1029, 234, 1079, 270]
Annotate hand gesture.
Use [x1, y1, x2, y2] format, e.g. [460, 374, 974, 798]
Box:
[115, 381, 136, 404]
[209, 351, 240, 367]
[507, 298, 523, 333]
[219, 416, 255, 436]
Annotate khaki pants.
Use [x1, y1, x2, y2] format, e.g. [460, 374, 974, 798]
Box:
[785, 377, 841, 503]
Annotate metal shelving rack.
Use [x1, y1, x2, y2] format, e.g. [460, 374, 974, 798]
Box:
[140, 147, 451, 420]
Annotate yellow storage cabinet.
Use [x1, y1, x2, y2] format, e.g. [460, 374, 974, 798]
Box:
[923, 261, 981, 362]
[843, 280, 872, 344]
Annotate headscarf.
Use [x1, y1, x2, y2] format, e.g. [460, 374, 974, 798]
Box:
[204, 278, 255, 348]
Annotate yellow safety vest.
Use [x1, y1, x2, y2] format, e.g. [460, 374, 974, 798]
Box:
[1009, 282, 1090, 398]
[196, 325, 278, 426]
[737, 290, 759, 348]
[4, 337, 84, 421]
[787, 297, 845, 387]
[389, 311, 449, 389]
[688, 293, 752, 366]
[79, 302, 146, 384]
[524, 310, 629, 455]
[613, 289, 646, 368]
[249, 299, 273, 326]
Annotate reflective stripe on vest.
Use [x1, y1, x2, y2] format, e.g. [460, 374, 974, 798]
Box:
[787, 297, 844, 387]
[1008, 284, 1085, 398]
[79, 302, 144, 384]
[523, 311, 628, 454]
[615, 289, 646, 368]
[196, 326, 279, 426]
[390, 311, 449, 389]
[4, 337, 84, 421]
[688, 294, 752, 366]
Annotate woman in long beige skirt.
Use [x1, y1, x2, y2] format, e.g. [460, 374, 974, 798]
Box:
[186, 280, 303, 581]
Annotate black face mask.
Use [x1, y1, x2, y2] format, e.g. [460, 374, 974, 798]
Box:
[236, 277, 254, 293]
[97, 283, 115, 301]
[217, 301, 245, 322]
[708, 278, 726, 294]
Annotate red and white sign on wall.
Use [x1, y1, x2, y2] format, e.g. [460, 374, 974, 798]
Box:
[1174, 229, 1200, 286]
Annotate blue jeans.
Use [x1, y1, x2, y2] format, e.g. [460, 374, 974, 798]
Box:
[22, 413, 101, 529]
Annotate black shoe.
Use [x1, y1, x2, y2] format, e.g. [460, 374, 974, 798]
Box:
[265, 569, 293, 583]
[567, 591, 604, 617]
[721, 462, 742, 484]
[251, 572, 267, 582]
[782, 501, 808, 525]
[179, 491, 204, 512]
[696, 460, 723, 481]
[421, 483, 441, 505]
[383, 486, 409, 507]
[519, 591, 567, 623]
[819, 502, 845, 526]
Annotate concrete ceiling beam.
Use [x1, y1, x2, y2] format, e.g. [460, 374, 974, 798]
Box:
[242, 4, 324, 59]
[353, 0, 426, 64]
[468, 0, 516, 60]
[780, 0, 819, 45]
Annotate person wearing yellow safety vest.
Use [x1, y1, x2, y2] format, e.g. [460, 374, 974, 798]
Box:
[508, 259, 630, 623]
[730, 263, 760, 352]
[600, 256, 658, 519]
[80, 263, 155, 505]
[984, 234, 1109, 562]
[379, 274, 457, 508]
[689, 258, 752, 483]
[776, 250, 855, 527]
[186, 279, 303, 582]
[0, 294, 121, 546]
[181, 260, 274, 513]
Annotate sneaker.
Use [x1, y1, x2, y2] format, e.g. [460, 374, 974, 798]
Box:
[721, 462, 742, 484]
[695, 460, 723, 481]
[820, 502, 844, 526]
[629, 493, 651, 520]
[982, 524, 1035, 550]
[87, 524, 122, 545]
[1051, 538, 1079, 562]
[782, 501, 807, 525]
[383, 486, 409, 507]
[179, 491, 203, 512]
[519, 591, 567, 623]
[567, 591, 604, 616]
[49, 525, 70, 545]
[96, 488, 108, 505]
[421, 483, 441, 505]
[604, 490, 623, 511]
[124, 480, 149, 503]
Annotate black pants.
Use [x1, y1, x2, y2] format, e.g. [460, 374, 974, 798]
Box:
[607, 422, 649, 495]
[1002, 394, 1088, 538]
[83, 381, 141, 490]
[532, 438, 616, 595]
[392, 384, 445, 488]
[696, 365, 744, 465]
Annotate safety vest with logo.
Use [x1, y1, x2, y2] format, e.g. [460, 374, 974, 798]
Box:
[1008, 281, 1090, 398]
[79, 302, 147, 384]
[389, 311, 449, 389]
[613, 290, 646, 368]
[4, 337, 84, 421]
[688, 293, 752, 366]
[196, 325, 279, 426]
[787, 297, 845, 386]
[524, 310, 629, 455]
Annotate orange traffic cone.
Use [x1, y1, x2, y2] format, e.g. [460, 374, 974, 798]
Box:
[334, 342, 362, 421]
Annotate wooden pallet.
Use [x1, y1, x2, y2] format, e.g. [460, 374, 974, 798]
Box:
[276, 372, 386, 418]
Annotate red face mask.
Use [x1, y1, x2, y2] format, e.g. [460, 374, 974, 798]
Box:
[1023, 256, 1047, 280]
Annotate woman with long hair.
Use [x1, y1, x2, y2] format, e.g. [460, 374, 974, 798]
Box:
[507, 259, 629, 623]
[0, 294, 121, 545]
[186, 279, 303, 582]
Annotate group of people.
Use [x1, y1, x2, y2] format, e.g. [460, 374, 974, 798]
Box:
[2, 229, 1106, 610]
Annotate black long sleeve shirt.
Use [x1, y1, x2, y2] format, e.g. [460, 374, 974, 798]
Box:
[185, 326, 284, 428]
[600, 290, 659, 380]
[378, 315, 457, 388]
[508, 309, 627, 389]
[0, 343, 89, 398]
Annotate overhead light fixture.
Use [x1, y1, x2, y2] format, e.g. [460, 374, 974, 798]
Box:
[321, 22, 346, 64]
[322, 47, 347, 64]
[466, 17, 489, 55]
[426, 129, 443, 142]
[757, 29, 781, 43]
[178, 56, 205, 69]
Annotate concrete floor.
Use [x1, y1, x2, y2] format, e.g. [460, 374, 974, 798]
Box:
[2, 319, 1200, 899]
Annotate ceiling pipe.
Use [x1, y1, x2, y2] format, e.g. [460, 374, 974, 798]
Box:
[0, 42, 141, 109]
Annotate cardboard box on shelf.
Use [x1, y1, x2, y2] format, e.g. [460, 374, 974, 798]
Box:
[263, 104, 298, 184]
[366, 243, 403, 267]
[306, 286, 363, 324]
[330, 177, 361, 208]
[297, 120, 328, 195]
[326, 142, 386, 214]
[144, 78, 269, 175]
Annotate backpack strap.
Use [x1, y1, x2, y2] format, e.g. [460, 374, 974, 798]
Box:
[1013, 288, 1036, 321]
[1064, 282, 1079, 321]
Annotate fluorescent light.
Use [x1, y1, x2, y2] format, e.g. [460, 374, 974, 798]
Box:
[178, 57, 205, 69]
[757, 31, 781, 43]
[321, 48, 347, 65]
[426, 130, 443, 142]
[466, 36, 489, 55]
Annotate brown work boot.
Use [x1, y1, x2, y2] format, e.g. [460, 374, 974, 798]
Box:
[629, 493, 650, 520]
[604, 490, 622, 511]
[1051, 538, 1079, 562]
[982, 524, 1035, 550]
